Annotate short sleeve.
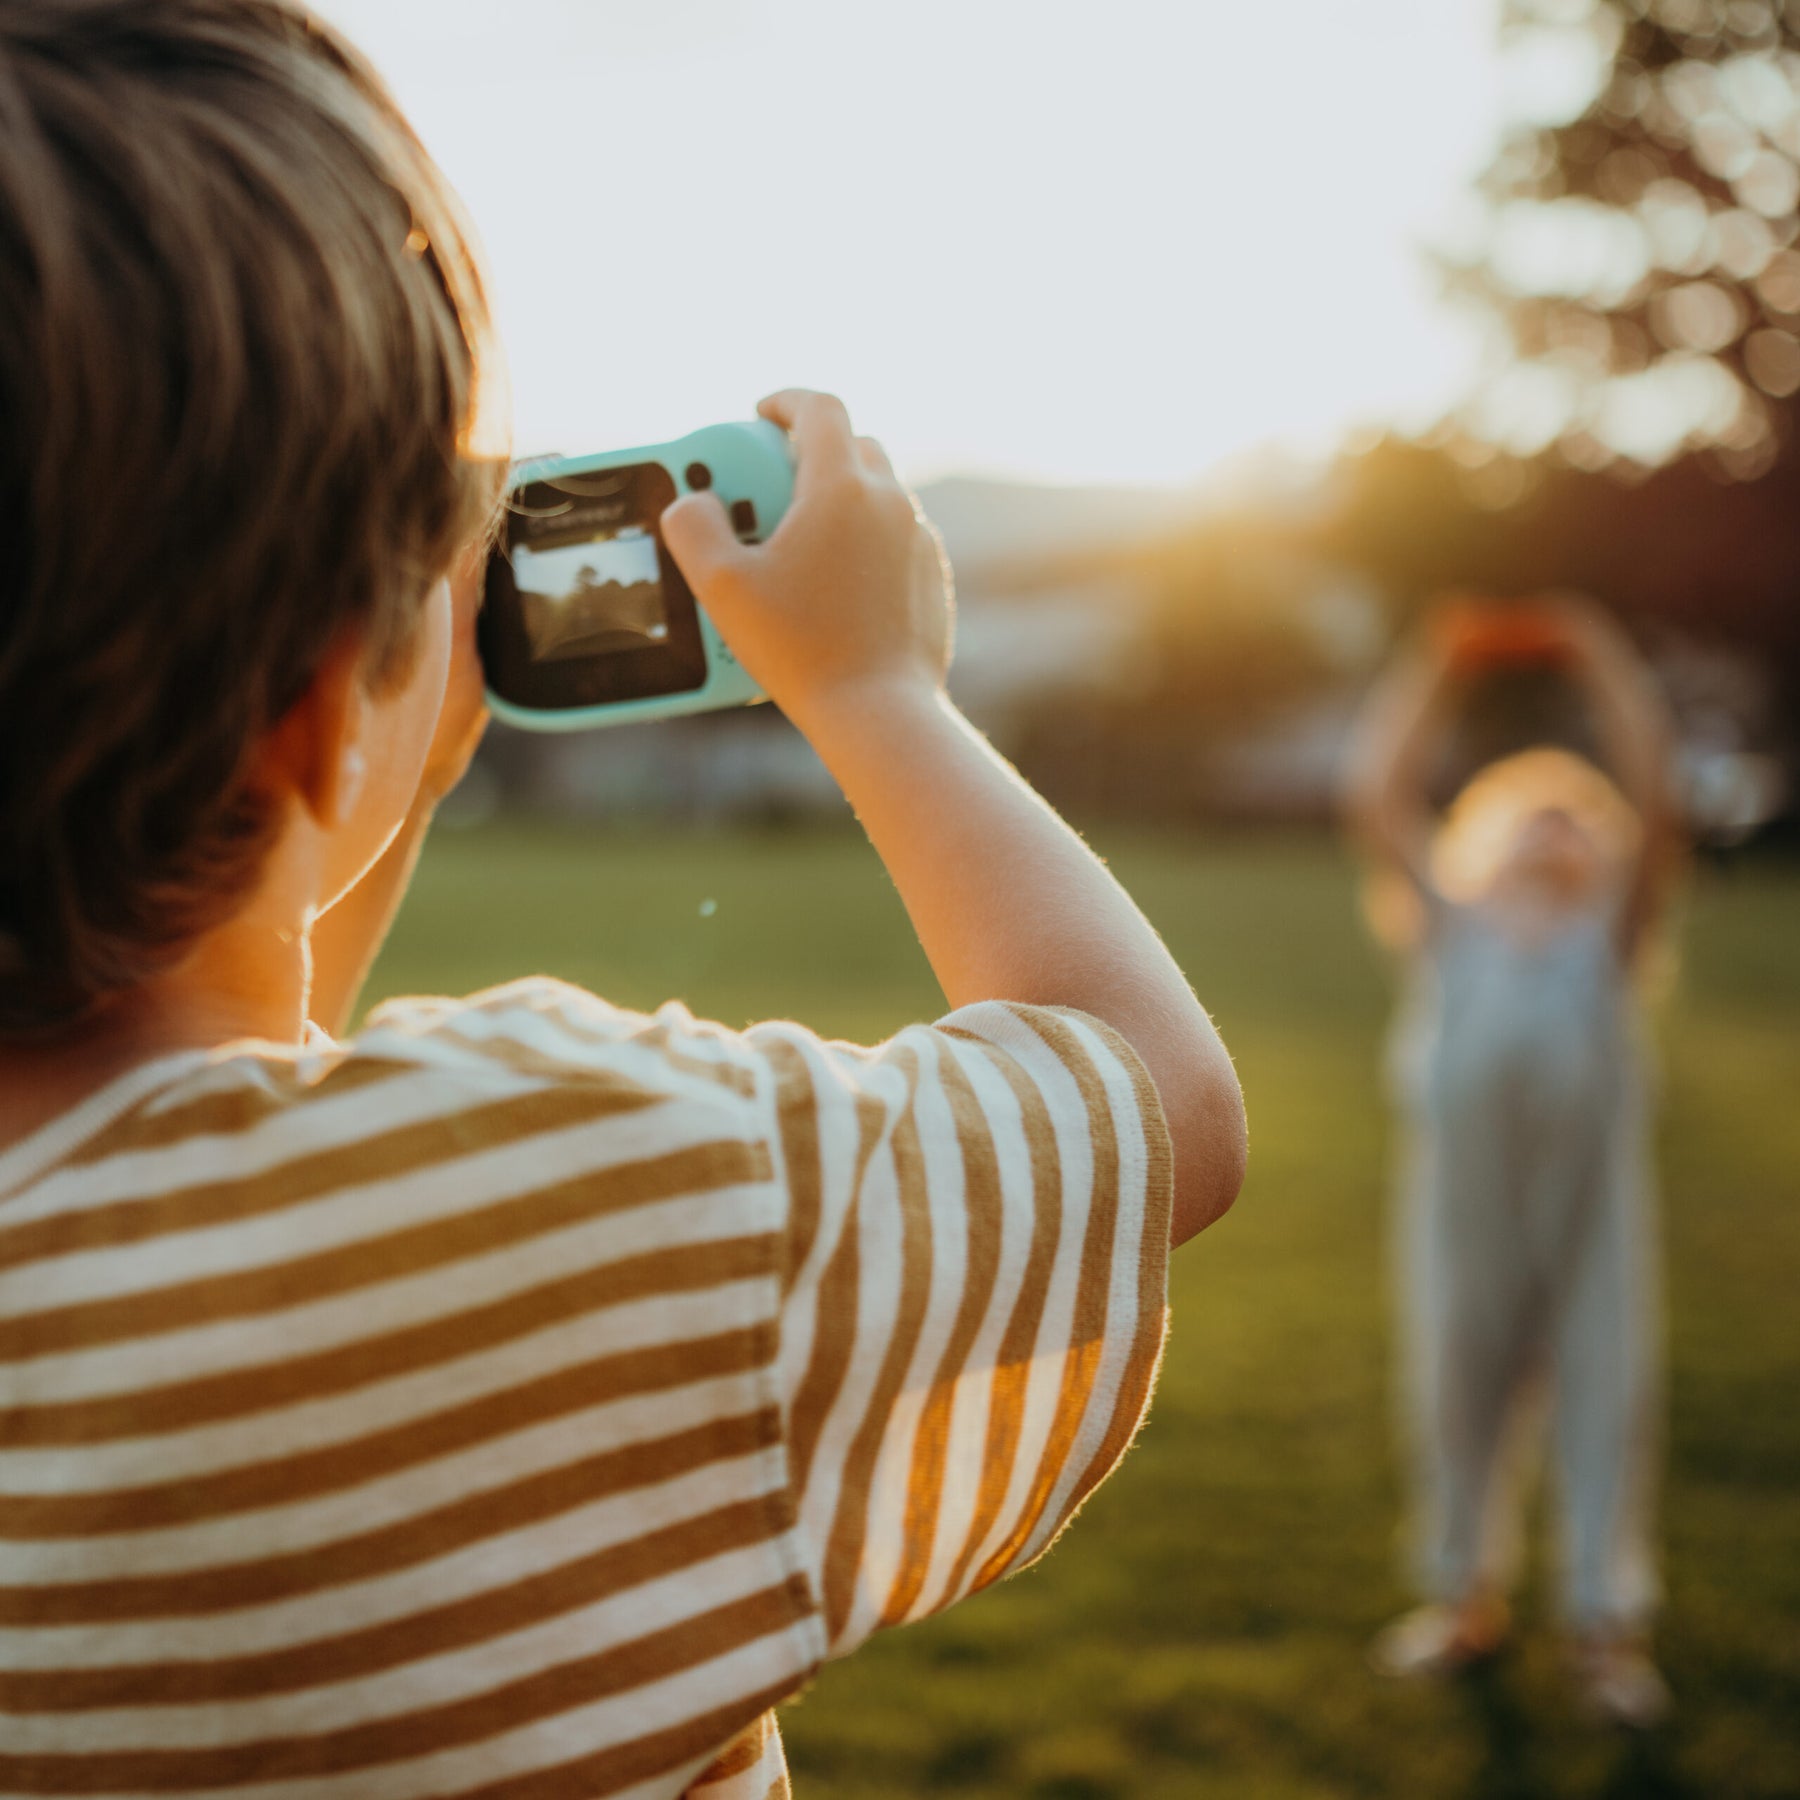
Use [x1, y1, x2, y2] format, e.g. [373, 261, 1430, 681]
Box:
[744, 1000, 1173, 1659]
[359, 980, 1171, 1673]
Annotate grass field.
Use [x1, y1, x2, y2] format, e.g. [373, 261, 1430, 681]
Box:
[367, 822, 1800, 1800]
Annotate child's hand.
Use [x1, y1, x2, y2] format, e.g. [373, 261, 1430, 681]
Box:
[1536, 592, 1635, 671]
[660, 390, 953, 729]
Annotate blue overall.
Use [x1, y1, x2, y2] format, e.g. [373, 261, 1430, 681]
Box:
[1389, 897, 1660, 1630]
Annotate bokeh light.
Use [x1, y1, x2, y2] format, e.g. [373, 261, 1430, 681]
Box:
[1447, 0, 1800, 478]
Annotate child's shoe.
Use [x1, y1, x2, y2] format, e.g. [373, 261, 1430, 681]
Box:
[1570, 1636, 1670, 1729]
[1369, 1593, 1510, 1678]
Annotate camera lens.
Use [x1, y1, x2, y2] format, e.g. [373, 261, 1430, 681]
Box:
[684, 462, 713, 491]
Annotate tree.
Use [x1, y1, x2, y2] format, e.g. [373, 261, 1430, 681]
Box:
[1443, 0, 1800, 481]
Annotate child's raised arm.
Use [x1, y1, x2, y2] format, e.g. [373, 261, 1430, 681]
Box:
[1547, 595, 1684, 960]
[1343, 620, 1461, 895]
[663, 391, 1245, 1245]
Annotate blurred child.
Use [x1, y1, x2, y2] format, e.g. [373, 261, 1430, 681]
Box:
[0, 5, 1245, 1795]
[1346, 595, 1681, 1728]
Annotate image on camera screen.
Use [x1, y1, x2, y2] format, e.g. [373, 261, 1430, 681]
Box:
[512, 527, 668, 664]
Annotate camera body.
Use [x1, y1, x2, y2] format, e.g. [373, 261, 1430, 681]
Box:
[480, 420, 793, 731]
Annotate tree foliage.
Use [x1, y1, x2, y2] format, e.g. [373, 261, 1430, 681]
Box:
[1446, 0, 1800, 478]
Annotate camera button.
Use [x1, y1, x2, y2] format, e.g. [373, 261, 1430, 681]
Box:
[730, 499, 758, 538]
[684, 461, 713, 491]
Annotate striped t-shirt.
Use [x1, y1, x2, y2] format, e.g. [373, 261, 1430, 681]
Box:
[0, 979, 1172, 1798]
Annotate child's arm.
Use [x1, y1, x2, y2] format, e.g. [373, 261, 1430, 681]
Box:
[663, 391, 1245, 1245]
[1342, 621, 1460, 895]
[1550, 596, 1684, 959]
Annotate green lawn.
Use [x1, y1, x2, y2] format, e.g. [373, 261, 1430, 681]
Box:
[367, 823, 1800, 1800]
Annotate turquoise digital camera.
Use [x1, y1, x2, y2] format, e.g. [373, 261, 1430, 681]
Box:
[479, 420, 794, 730]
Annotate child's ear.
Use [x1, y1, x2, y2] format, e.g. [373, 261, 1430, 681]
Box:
[259, 630, 374, 831]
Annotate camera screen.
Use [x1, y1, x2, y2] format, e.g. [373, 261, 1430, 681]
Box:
[480, 461, 709, 712]
[512, 528, 668, 663]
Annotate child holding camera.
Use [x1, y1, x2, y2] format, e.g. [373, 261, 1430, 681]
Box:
[1348, 595, 1681, 1727]
[0, 4, 1244, 1796]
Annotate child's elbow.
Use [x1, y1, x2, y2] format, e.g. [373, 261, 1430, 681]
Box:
[1167, 1050, 1247, 1246]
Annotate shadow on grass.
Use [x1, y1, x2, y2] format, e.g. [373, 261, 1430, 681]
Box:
[1592, 1730, 1694, 1800]
[1459, 1660, 1693, 1800]
[1459, 1661, 1539, 1800]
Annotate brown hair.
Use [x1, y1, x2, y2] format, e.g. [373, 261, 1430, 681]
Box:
[0, 0, 502, 1032]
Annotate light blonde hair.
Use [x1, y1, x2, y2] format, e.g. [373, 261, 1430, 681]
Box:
[1429, 748, 1642, 903]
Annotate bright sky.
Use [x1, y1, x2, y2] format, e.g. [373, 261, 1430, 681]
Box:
[318, 0, 1511, 487]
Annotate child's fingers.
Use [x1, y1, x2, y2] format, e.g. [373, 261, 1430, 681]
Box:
[661, 491, 750, 595]
[758, 387, 844, 432]
[758, 389, 856, 490]
[854, 435, 897, 479]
